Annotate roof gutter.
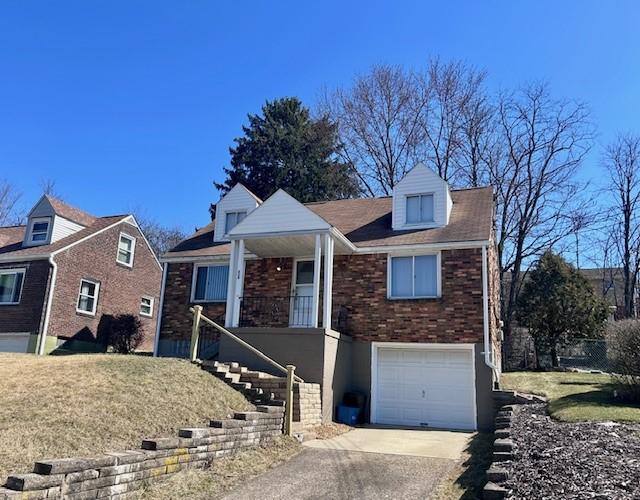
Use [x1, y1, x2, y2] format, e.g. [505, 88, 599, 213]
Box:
[482, 244, 500, 381]
[38, 255, 58, 355]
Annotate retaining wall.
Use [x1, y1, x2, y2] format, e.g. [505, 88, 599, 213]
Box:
[0, 406, 284, 500]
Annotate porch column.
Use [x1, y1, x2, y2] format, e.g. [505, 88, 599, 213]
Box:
[322, 234, 334, 329]
[232, 239, 245, 327]
[311, 234, 322, 328]
[224, 239, 238, 327]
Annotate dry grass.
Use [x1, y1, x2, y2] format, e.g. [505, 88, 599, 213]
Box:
[0, 354, 253, 482]
[138, 437, 301, 500]
[311, 422, 352, 440]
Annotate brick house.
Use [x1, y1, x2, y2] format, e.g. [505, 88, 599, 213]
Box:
[155, 164, 502, 430]
[0, 195, 162, 354]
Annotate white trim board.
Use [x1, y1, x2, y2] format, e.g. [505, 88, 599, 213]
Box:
[370, 342, 478, 431]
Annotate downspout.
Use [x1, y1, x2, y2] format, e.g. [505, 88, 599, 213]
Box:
[482, 245, 500, 382]
[153, 262, 168, 357]
[38, 255, 58, 355]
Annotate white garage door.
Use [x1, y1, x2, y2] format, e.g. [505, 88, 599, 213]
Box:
[0, 334, 30, 353]
[373, 345, 476, 431]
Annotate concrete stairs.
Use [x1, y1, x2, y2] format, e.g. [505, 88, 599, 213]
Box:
[199, 360, 286, 407]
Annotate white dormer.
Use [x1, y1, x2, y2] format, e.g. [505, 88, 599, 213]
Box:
[23, 196, 86, 247]
[392, 163, 453, 230]
[213, 184, 262, 242]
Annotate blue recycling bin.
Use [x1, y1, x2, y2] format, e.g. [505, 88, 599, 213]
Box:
[337, 405, 360, 425]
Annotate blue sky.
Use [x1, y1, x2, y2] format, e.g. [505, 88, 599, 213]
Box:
[1, 1, 639, 232]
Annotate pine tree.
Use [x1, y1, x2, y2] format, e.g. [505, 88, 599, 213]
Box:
[213, 97, 360, 210]
[516, 251, 608, 368]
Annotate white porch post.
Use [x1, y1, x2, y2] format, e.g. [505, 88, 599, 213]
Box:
[224, 239, 238, 327]
[232, 239, 245, 327]
[311, 234, 322, 328]
[322, 234, 334, 329]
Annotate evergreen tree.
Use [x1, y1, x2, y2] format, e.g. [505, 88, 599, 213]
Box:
[213, 97, 360, 211]
[516, 251, 608, 368]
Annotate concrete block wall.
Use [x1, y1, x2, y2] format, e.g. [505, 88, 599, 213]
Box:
[239, 372, 322, 429]
[0, 406, 284, 500]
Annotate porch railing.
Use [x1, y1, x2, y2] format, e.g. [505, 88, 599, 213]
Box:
[238, 296, 349, 332]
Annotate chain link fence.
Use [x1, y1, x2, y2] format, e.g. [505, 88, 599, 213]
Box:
[505, 328, 611, 372]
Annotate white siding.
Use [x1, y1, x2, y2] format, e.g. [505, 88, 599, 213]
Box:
[29, 197, 55, 218]
[51, 215, 84, 242]
[392, 163, 453, 230]
[228, 189, 330, 236]
[214, 184, 261, 242]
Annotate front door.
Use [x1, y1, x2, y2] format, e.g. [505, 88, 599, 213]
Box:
[290, 260, 314, 327]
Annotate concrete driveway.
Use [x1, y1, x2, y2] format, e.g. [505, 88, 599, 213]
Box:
[221, 428, 472, 500]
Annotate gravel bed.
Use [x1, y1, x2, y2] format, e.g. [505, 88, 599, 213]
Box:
[500, 404, 640, 499]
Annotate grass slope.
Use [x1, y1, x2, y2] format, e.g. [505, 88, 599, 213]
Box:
[502, 371, 640, 423]
[0, 354, 253, 481]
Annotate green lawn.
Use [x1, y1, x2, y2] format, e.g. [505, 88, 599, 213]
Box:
[501, 371, 640, 423]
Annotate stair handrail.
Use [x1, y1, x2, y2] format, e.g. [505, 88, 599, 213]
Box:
[189, 306, 304, 383]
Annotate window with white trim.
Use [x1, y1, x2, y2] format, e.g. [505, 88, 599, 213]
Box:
[0, 268, 25, 304]
[140, 296, 154, 317]
[117, 233, 136, 267]
[29, 217, 51, 244]
[76, 279, 99, 315]
[389, 254, 439, 298]
[225, 211, 246, 234]
[193, 264, 229, 302]
[406, 194, 434, 224]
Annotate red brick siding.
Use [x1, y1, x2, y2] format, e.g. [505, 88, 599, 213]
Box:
[160, 249, 486, 345]
[49, 221, 161, 351]
[0, 260, 51, 334]
[159, 262, 225, 340]
[332, 250, 484, 343]
[488, 231, 502, 369]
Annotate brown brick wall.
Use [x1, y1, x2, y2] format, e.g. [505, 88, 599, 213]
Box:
[159, 262, 226, 342]
[332, 250, 484, 343]
[160, 248, 486, 345]
[488, 232, 502, 369]
[49, 221, 162, 351]
[0, 260, 51, 334]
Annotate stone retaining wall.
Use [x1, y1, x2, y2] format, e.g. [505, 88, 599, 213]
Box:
[0, 405, 284, 500]
[240, 372, 322, 429]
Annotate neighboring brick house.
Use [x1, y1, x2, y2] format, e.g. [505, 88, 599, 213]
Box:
[0, 195, 162, 354]
[156, 164, 502, 430]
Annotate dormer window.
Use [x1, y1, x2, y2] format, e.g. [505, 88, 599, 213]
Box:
[29, 217, 51, 244]
[406, 194, 434, 224]
[225, 211, 246, 234]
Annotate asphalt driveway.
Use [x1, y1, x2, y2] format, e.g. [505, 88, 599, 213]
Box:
[221, 428, 472, 500]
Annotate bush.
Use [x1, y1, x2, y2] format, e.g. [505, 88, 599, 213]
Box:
[106, 314, 145, 354]
[606, 320, 640, 403]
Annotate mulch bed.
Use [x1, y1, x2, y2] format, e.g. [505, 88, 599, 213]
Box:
[501, 404, 640, 499]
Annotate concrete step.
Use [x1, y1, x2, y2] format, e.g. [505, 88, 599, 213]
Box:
[232, 382, 252, 391]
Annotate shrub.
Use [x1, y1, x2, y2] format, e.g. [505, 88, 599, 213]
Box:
[606, 320, 640, 403]
[106, 314, 145, 354]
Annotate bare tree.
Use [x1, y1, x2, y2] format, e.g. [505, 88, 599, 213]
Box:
[0, 180, 22, 226]
[602, 134, 640, 318]
[420, 60, 489, 184]
[491, 84, 594, 339]
[320, 64, 428, 196]
[135, 216, 186, 258]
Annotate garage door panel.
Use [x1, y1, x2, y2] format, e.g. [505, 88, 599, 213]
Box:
[374, 346, 476, 431]
[0, 334, 30, 353]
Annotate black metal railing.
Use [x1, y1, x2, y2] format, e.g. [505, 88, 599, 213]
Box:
[238, 296, 349, 333]
[196, 323, 221, 360]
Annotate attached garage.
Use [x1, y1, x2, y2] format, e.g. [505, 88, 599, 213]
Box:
[371, 343, 477, 431]
[0, 333, 31, 353]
